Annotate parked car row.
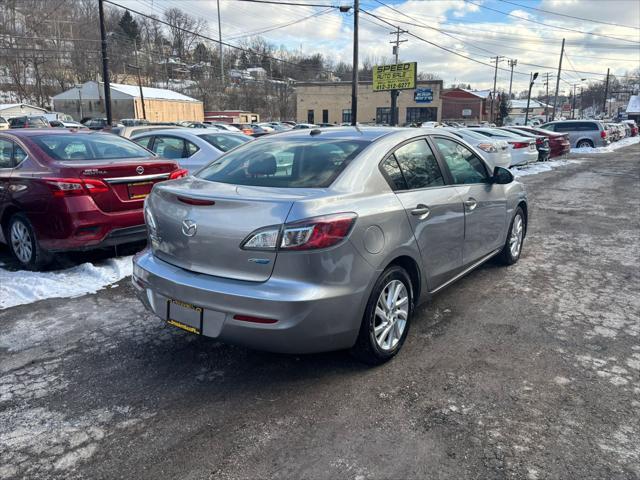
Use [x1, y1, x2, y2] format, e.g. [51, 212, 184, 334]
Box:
[539, 119, 638, 148]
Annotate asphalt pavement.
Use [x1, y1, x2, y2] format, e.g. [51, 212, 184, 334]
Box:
[1, 144, 639, 480]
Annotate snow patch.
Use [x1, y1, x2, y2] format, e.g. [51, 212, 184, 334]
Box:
[0, 256, 133, 310]
[570, 135, 640, 154]
[512, 159, 582, 177]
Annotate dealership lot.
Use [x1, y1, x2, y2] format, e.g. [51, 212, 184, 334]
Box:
[1, 144, 639, 479]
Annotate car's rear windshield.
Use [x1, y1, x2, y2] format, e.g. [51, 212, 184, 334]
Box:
[197, 133, 251, 152]
[32, 133, 151, 160]
[196, 138, 369, 188]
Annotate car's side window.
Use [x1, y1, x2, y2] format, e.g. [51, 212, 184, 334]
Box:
[392, 139, 444, 190]
[152, 136, 186, 159]
[13, 144, 27, 165]
[380, 156, 407, 191]
[186, 141, 199, 157]
[433, 137, 489, 185]
[133, 136, 153, 149]
[0, 139, 13, 168]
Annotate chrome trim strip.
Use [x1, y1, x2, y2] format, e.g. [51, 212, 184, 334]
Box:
[104, 173, 170, 184]
[429, 248, 501, 294]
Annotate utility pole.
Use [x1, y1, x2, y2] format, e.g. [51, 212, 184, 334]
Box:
[389, 26, 407, 126]
[524, 72, 539, 126]
[98, 0, 112, 126]
[551, 38, 564, 121]
[602, 68, 610, 118]
[544, 72, 550, 122]
[351, 0, 359, 126]
[580, 86, 584, 119]
[132, 39, 146, 119]
[507, 59, 517, 99]
[216, 0, 224, 84]
[490, 56, 504, 123]
[571, 84, 577, 119]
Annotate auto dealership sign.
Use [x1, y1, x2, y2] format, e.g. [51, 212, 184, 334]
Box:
[372, 62, 417, 92]
[414, 88, 433, 103]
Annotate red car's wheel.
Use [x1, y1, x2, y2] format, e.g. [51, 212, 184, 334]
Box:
[7, 213, 52, 270]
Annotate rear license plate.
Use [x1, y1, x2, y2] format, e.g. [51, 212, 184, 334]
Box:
[127, 181, 153, 200]
[167, 299, 202, 335]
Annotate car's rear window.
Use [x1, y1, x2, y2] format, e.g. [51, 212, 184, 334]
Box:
[196, 138, 369, 188]
[198, 133, 250, 152]
[32, 133, 151, 160]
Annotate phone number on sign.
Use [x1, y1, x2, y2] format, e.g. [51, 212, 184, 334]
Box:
[373, 81, 413, 91]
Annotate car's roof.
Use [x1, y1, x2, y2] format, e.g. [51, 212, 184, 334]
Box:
[131, 128, 246, 138]
[3, 128, 109, 137]
[252, 126, 403, 142]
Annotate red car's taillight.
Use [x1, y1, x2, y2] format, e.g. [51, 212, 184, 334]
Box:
[241, 213, 358, 251]
[509, 141, 529, 149]
[168, 168, 189, 180]
[600, 130, 607, 139]
[44, 178, 109, 198]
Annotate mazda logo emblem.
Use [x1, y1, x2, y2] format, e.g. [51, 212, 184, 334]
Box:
[136, 166, 144, 175]
[181, 219, 197, 237]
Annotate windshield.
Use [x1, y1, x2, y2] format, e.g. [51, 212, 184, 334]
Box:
[198, 133, 251, 152]
[197, 138, 369, 188]
[32, 133, 152, 160]
[454, 129, 492, 142]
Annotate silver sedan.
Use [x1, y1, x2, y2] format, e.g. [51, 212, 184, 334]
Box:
[133, 127, 528, 364]
[131, 129, 253, 173]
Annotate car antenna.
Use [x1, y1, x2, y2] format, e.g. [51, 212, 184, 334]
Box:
[310, 129, 321, 136]
[353, 123, 362, 134]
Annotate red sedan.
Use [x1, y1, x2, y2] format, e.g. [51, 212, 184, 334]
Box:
[0, 130, 186, 269]
[509, 126, 571, 158]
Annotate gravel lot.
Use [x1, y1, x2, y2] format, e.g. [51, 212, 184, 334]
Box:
[1, 144, 639, 480]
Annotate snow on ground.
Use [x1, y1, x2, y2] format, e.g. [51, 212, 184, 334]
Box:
[513, 159, 582, 177]
[0, 256, 133, 310]
[571, 136, 640, 154]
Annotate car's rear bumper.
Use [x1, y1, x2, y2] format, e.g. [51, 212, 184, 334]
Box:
[510, 149, 538, 166]
[132, 250, 371, 354]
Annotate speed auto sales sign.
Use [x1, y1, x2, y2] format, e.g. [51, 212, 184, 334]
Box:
[372, 62, 418, 92]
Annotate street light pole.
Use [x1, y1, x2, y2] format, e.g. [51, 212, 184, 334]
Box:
[75, 85, 83, 120]
[508, 59, 517, 99]
[524, 72, 539, 126]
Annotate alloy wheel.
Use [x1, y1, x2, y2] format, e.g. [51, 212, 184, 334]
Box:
[509, 214, 524, 258]
[374, 280, 409, 351]
[10, 220, 33, 264]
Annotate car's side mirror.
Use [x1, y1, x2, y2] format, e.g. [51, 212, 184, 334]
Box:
[492, 166, 514, 184]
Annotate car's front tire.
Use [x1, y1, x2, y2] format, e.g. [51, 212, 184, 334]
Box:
[7, 213, 52, 270]
[498, 207, 526, 265]
[351, 265, 413, 365]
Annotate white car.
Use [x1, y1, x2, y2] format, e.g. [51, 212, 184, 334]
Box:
[209, 122, 241, 132]
[441, 127, 511, 169]
[131, 129, 252, 173]
[420, 121, 442, 128]
[468, 128, 537, 167]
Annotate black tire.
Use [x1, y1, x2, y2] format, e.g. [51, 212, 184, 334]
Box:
[6, 213, 52, 270]
[351, 265, 414, 365]
[576, 139, 593, 148]
[498, 207, 526, 265]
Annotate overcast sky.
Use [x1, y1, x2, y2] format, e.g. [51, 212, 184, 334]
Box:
[130, 0, 640, 94]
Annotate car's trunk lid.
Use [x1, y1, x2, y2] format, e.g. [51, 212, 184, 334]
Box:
[57, 157, 178, 213]
[146, 177, 312, 282]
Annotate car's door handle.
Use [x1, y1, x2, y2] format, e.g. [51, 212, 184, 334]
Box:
[411, 204, 430, 218]
[464, 198, 478, 211]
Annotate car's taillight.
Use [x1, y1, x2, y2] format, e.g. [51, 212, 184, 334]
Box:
[169, 168, 188, 180]
[241, 213, 357, 251]
[535, 138, 544, 146]
[509, 141, 529, 149]
[43, 178, 109, 198]
[477, 143, 497, 153]
[600, 130, 607, 139]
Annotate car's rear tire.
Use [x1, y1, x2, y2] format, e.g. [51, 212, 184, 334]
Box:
[351, 266, 413, 365]
[7, 213, 52, 270]
[498, 207, 526, 265]
[576, 139, 593, 148]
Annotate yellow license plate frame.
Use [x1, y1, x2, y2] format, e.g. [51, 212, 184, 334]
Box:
[167, 299, 203, 335]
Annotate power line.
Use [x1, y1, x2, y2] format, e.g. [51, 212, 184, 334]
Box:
[228, 0, 343, 8]
[464, 0, 640, 44]
[494, 0, 640, 31]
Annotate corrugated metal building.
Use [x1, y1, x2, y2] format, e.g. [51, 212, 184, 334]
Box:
[52, 81, 204, 123]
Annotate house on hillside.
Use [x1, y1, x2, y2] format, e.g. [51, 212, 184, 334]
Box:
[625, 95, 640, 123]
[51, 81, 203, 122]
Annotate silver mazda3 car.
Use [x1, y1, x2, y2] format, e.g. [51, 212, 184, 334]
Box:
[133, 127, 527, 364]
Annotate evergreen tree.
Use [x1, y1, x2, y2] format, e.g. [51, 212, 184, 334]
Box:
[118, 11, 140, 43]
